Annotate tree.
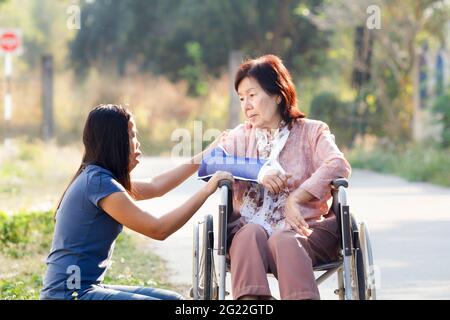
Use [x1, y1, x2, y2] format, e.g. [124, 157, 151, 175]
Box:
[309, 92, 354, 147]
[0, 0, 76, 71]
[308, 0, 450, 142]
[69, 0, 329, 93]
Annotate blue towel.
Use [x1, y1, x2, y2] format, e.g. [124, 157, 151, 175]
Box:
[198, 147, 266, 182]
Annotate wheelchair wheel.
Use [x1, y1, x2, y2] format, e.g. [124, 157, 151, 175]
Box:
[191, 222, 200, 299]
[359, 221, 377, 300]
[352, 230, 366, 300]
[201, 214, 215, 300]
[349, 216, 366, 300]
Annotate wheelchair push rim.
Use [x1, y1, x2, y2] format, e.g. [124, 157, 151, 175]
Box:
[358, 221, 377, 300]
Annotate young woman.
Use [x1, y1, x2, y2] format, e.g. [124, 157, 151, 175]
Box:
[40, 104, 231, 300]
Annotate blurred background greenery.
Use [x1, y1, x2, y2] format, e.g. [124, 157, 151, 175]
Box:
[0, 209, 177, 299]
[0, 0, 449, 227]
[0, 0, 449, 299]
[0, 0, 450, 208]
[0, 0, 447, 155]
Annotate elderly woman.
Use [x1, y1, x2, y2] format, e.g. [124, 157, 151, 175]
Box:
[219, 55, 351, 300]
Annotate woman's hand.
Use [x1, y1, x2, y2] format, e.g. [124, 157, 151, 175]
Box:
[261, 169, 291, 194]
[284, 194, 312, 237]
[193, 130, 230, 165]
[191, 130, 230, 165]
[207, 130, 230, 152]
[204, 171, 234, 196]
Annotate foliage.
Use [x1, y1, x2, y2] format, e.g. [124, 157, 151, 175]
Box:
[309, 0, 450, 141]
[0, 140, 81, 212]
[2, 0, 450, 158]
[0, 210, 53, 258]
[0, 211, 176, 300]
[0, 0, 77, 71]
[69, 0, 329, 91]
[103, 233, 171, 290]
[370, 0, 449, 141]
[309, 92, 354, 147]
[431, 93, 450, 147]
[0, 273, 44, 300]
[0, 211, 53, 299]
[348, 143, 450, 187]
[179, 42, 208, 96]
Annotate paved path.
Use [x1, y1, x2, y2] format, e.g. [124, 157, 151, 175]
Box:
[133, 157, 450, 299]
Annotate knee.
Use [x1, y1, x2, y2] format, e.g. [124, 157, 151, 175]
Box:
[232, 223, 268, 247]
[267, 229, 295, 250]
[240, 223, 267, 239]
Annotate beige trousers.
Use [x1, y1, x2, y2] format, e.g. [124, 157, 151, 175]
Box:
[228, 214, 339, 300]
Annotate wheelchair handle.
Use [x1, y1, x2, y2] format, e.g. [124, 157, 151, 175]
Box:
[331, 178, 348, 189]
[218, 178, 233, 257]
[218, 178, 233, 189]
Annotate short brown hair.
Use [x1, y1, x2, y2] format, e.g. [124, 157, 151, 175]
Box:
[234, 54, 305, 123]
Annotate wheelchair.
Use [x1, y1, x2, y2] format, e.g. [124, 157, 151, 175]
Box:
[191, 178, 376, 300]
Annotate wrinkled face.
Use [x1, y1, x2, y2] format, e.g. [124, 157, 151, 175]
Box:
[128, 119, 142, 172]
[237, 76, 281, 129]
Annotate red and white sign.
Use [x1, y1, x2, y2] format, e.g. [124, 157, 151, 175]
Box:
[0, 29, 23, 55]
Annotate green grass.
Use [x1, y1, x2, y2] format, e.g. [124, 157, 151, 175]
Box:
[347, 144, 450, 187]
[0, 141, 186, 300]
[0, 210, 179, 300]
[103, 232, 176, 291]
[0, 139, 82, 213]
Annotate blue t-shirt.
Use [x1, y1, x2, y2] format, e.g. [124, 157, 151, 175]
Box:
[40, 165, 125, 300]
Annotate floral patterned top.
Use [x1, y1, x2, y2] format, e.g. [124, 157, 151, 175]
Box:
[240, 122, 290, 235]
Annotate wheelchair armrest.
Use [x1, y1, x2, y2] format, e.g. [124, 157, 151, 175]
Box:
[331, 178, 348, 189]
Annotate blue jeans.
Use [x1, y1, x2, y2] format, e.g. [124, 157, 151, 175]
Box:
[78, 284, 184, 300]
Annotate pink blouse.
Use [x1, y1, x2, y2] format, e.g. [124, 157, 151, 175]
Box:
[221, 118, 352, 225]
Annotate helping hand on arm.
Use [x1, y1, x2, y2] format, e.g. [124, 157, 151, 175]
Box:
[100, 171, 233, 241]
[131, 130, 229, 200]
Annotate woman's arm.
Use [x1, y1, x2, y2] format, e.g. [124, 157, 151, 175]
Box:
[101, 171, 233, 240]
[132, 135, 226, 200]
[285, 121, 351, 236]
[299, 122, 351, 201]
[131, 152, 202, 200]
[285, 188, 314, 236]
[289, 187, 315, 204]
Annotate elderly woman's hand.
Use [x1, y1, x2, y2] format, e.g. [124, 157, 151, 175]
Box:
[261, 169, 291, 194]
[285, 194, 312, 237]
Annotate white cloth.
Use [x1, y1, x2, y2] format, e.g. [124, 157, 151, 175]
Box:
[240, 122, 291, 235]
[256, 123, 290, 182]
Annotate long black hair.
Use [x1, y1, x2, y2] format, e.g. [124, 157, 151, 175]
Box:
[56, 104, 134, 215]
